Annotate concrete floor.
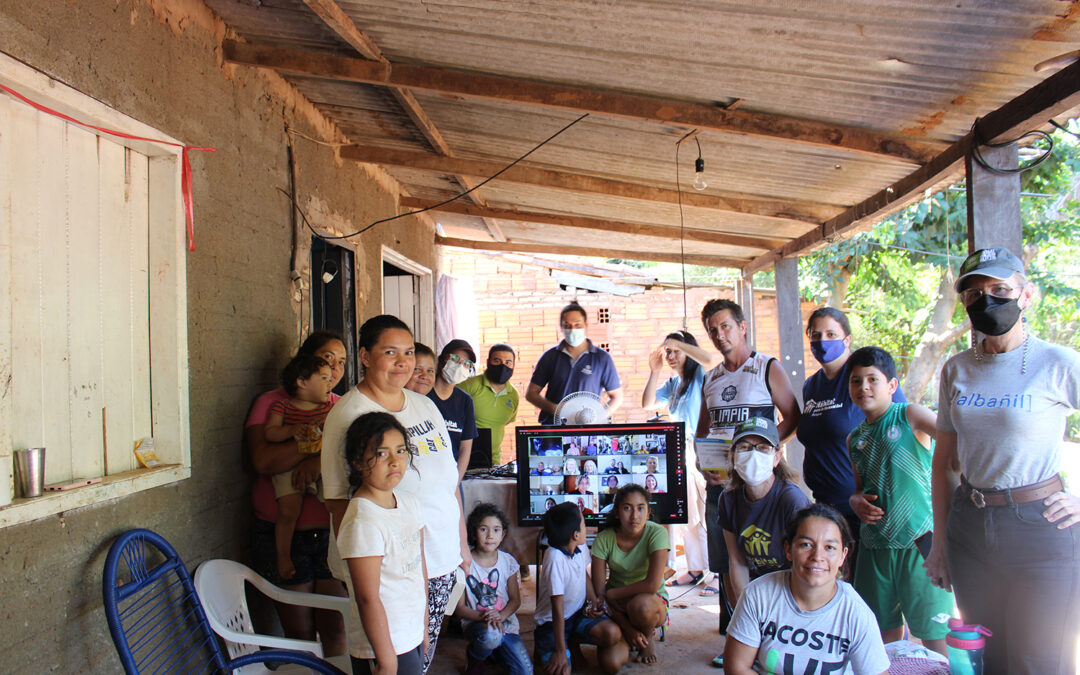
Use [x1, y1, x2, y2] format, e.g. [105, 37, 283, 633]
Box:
[429, 564, 730, 675]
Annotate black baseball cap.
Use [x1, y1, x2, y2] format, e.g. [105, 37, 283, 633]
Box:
[954, 247, 1025, 292]
[440, 339, 476, 363]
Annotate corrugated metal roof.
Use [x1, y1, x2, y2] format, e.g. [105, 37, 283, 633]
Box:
[206, 0, 1080, 267]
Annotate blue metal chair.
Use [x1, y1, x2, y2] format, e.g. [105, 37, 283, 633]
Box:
[102, 528, 347, 675]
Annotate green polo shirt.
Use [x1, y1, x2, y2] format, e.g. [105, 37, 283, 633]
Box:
[458, 374, 519, 463]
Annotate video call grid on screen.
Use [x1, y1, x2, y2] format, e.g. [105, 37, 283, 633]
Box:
[516, 422, 688, 526]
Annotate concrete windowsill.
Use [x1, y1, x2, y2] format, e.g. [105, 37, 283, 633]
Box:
[0, 465, 190, 528]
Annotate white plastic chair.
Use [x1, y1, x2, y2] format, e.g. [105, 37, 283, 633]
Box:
[194, 559, 352, 674]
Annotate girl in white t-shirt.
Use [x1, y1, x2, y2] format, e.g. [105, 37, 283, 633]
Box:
[455, 503, 532, 675]
[338, 412, 428, 675]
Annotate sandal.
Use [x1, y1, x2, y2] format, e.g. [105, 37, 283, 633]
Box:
[699, 584, 720, 597]
[665, 570, 705, 587]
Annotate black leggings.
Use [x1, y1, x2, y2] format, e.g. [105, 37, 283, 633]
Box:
[351, 644, 424, 675]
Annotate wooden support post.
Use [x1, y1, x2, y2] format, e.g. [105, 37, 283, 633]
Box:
[774, 256, 806, 479]
[965, 143, 1023, 254]
[737, 274, 755, 350]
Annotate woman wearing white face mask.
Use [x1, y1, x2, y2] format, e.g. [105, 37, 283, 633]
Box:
[718, 417, 811, 605]
[425, 340, 479, 480]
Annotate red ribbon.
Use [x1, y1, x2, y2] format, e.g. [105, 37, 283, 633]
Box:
[0, 81, 215, 251]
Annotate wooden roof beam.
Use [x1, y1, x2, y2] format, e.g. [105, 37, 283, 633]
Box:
[437, 237, 742, 269]
[222, 40, 945, 165]
[742, 57, 1080, 275]
[401, 197, 787, 251]
[343, 146, 842, 224]
[299, 0, 506, 241]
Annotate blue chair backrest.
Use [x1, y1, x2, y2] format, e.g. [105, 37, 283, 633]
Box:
[102, 529, 227, 674]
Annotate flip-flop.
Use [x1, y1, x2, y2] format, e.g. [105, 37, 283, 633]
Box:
[665, 571, 705, 587]
[699, 584, 720, 597]
[711, 655, 724, 668]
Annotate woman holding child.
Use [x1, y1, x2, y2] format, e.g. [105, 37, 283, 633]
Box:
[245, 330, 349, 657]
[322, 315, 469, 673]
[925, 247, 1080, 674]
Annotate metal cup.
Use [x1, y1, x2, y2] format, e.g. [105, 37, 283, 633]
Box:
[14, 447, 46, 498]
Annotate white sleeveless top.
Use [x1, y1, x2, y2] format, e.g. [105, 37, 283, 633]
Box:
[702, 351, 777, 441]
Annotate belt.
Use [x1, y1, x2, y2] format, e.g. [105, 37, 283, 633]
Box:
[962, 474, 1064, 509]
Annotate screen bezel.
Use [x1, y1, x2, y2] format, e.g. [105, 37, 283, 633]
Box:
[515, 421, 689, 527]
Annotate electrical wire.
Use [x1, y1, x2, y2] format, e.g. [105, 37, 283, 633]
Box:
[303, 113, 590, 241]
[674, 129, 699, 331]
[969, 118, 1053, 175]
[1050, 119, 1080, 142]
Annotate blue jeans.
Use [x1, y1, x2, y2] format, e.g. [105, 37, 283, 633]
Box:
[464, 623, 532, 675]
[947, 484, 1080, 675]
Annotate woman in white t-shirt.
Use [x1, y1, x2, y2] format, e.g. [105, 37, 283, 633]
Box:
[323, 315, 468, 673]
[724, 504, 889, 675]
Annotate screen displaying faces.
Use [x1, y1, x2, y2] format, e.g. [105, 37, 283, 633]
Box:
[518, 423, 687, 525]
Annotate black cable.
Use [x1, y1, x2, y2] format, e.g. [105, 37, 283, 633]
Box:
[675, 129, 698, 331]
[1051, 119, 1080, 142]
[969, 118, 1053, 175]
[304, 113, 590, 241]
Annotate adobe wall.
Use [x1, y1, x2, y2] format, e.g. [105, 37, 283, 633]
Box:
[440, 249, 819, 461]
[0, 1, 434, 670]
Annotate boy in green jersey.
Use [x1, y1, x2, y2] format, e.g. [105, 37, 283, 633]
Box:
[847, 347, 953, 656]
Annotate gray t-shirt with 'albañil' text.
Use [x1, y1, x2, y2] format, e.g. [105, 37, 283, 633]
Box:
[937, 336, 1080, 490]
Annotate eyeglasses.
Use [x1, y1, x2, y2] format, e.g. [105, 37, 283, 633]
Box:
[959, 283, 1018, 306]
[732, 442, 775, 454]
[448, 353, 475, 369]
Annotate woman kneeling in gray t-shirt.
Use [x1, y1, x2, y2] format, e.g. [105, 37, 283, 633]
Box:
[723, 504, 889, 675]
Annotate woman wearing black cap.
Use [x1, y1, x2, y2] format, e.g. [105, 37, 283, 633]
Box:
[925, 247, 1080, 674]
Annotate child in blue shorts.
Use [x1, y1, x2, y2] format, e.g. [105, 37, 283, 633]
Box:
[847, 347, 953, 656]
[535, 502, 626, 675]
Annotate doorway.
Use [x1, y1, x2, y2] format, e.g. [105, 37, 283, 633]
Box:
[381, 247, 434, 347]
[310, 237, 357, 394]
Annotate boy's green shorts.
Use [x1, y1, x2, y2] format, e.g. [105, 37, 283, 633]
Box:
[854, 543, 955, 640]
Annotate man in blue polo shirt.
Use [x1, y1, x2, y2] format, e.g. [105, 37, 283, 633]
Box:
[526, 302, 623, 425]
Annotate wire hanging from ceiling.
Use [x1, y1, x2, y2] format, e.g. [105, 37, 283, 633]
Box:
[297, 112, 590, 241]
[674, 130, 701, 331]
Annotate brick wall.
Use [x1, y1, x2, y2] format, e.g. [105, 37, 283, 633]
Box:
[441, 249, 820, 460]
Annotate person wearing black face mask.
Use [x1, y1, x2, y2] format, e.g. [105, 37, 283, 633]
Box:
[924, 247, 1080, 674]
[459, 344, 520, 465]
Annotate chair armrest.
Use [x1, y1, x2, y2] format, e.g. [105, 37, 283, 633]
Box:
[229, 648, 348, 675]
[209, 621, 325, 655]
[245, 573, 352, 615]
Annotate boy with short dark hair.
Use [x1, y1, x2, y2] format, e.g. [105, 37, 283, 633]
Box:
[846, 346, 953, 656]
[535, 502, 626, 675]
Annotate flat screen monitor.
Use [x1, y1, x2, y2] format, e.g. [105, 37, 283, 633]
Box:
[515, 422, 688, 526]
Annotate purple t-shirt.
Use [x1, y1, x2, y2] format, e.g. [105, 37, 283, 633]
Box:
[718, 479, 812, 579]
[797, 360, 905, 513]
[530, 340, 620, 424]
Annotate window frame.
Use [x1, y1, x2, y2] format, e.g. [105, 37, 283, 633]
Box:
[0, 53, 190, 527]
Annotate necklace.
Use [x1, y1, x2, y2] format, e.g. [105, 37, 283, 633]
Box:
[973, 332, 1030, 375]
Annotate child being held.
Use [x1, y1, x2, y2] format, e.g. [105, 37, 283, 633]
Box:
[337, 412, 428, 675]
[455, 503, 532, 675]
[846, 346, 953, 657]
[535, 502, 625, 675]
[264, 354, 336, 580]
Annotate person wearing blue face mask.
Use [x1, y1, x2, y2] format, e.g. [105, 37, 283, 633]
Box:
[795, 307, 905, 569]
[527, 302, 623, 425]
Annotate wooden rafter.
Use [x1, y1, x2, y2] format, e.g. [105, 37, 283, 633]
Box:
[299, 0, 506, 241]
[343, 146, 842, 224]
[400, 197, 786, 251]
[437, 237, 742, 268]
[222, 40, 946, 165]
[742, 58, 1080, 274]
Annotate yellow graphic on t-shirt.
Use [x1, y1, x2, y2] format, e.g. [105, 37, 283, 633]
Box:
[741, 524, 773, 557]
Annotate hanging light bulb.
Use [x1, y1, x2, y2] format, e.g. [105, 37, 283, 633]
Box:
[692, 156, 707, 190]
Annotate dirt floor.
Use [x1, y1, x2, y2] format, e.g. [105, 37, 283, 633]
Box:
[429, 561, 731, 675]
